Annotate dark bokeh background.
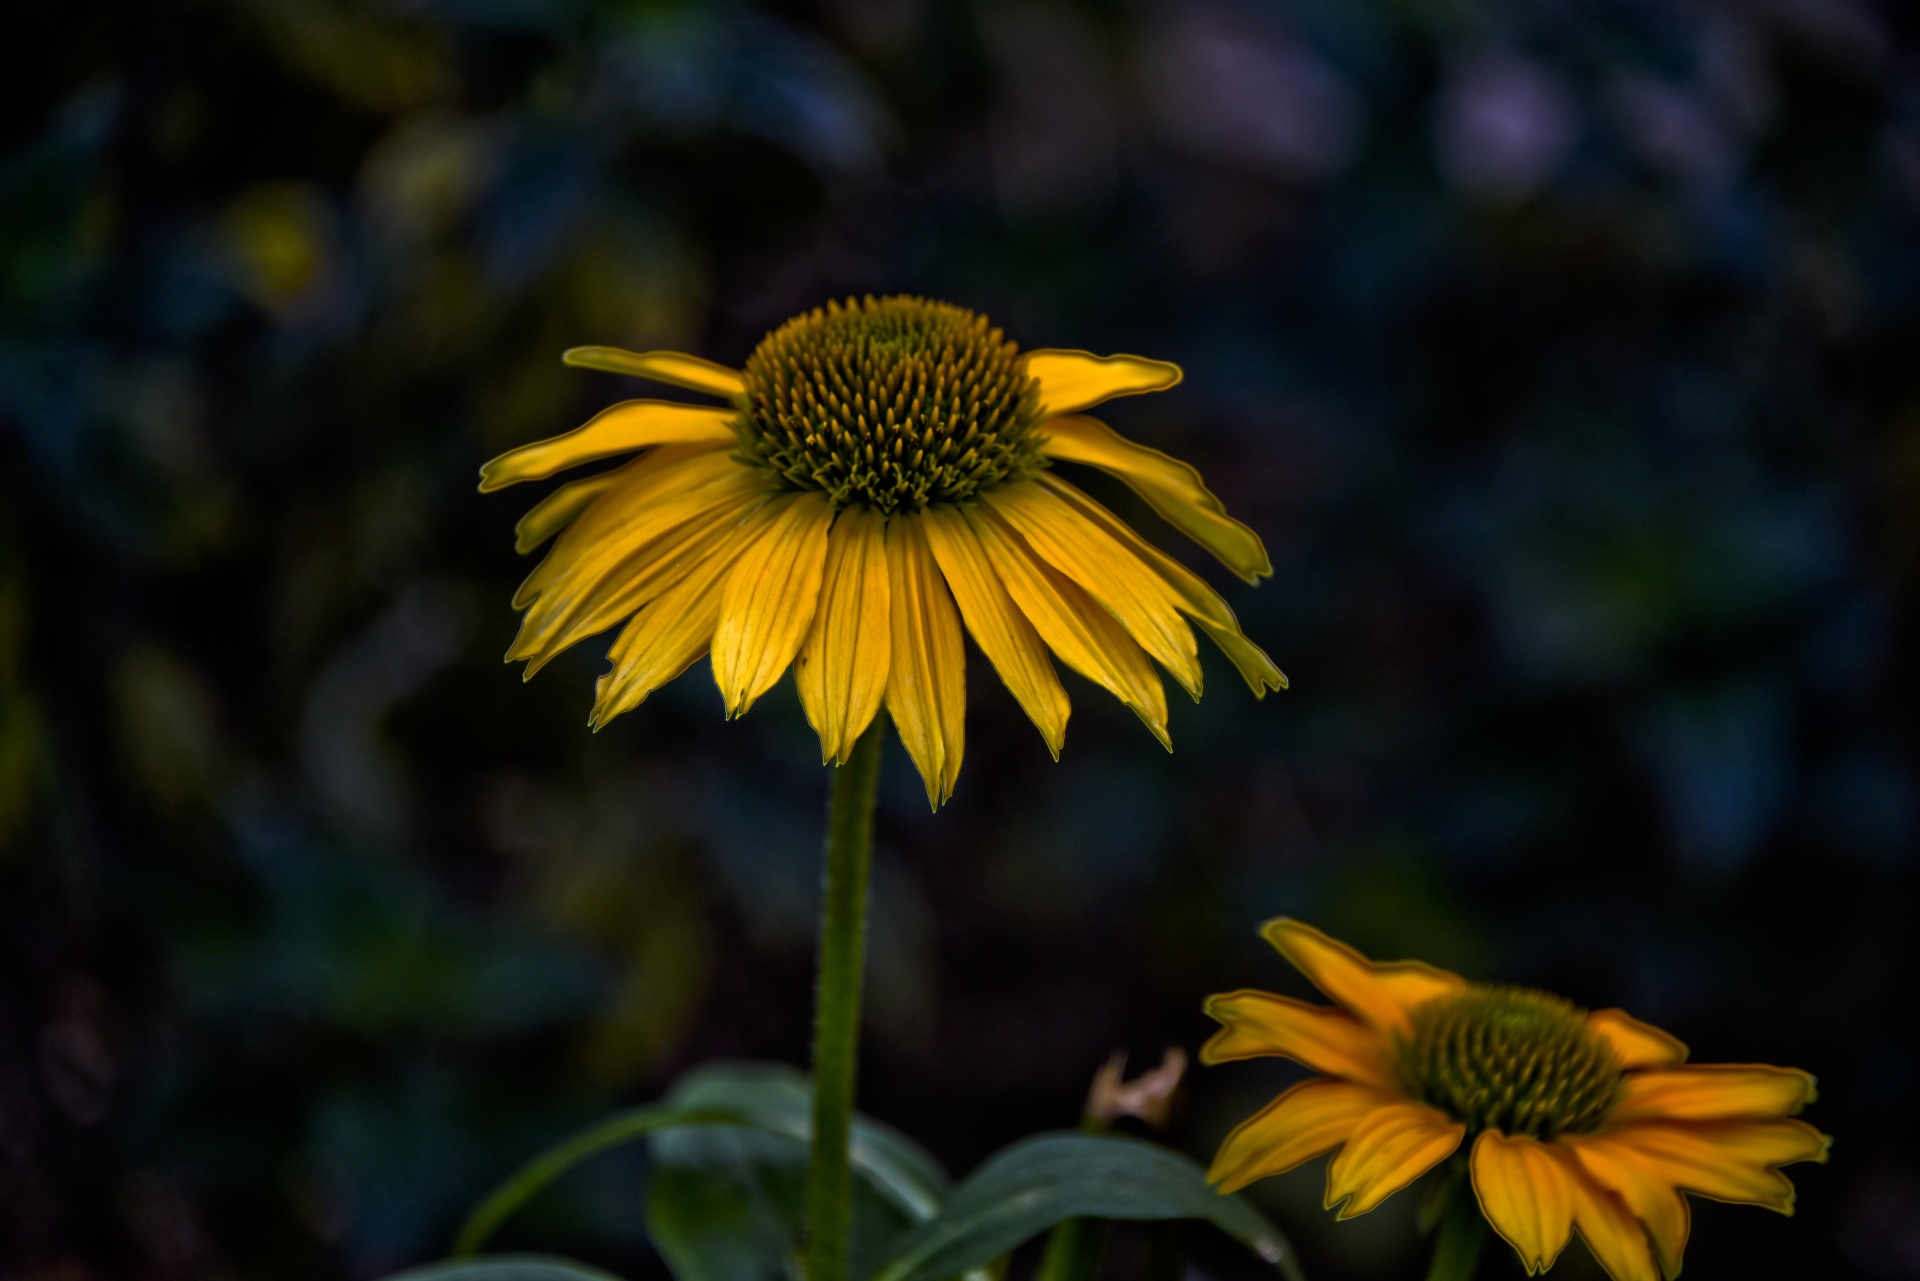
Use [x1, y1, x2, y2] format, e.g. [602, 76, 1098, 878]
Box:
[4, 0, 1917, 1277]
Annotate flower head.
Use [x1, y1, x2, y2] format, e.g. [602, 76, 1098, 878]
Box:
[480, 296, 1285, 806]
[1203, 920, 1829, 1281]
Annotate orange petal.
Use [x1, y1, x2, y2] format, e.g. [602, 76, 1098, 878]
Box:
[1613, 1065, 1818, 1123]
[1563, 1134, 1691, 1280]
[1257, 918, 1466, 1039]
[1206, 1079, 1392, 1194]
[1589, 1009, 1689, 1069]
[794, 505, 891, 764]
[883, 513, 967, 808]
[710, 492, 834, 716]
[561, 346, 746, 399]
[1559, 1150, 1661, 1281]
[1324, 1103, 1464, 1219]
[1022, 349, 1183, 417]
[1470, 1131, 1575, 1274]
[1593, 1120, 1830, 1214]
[478, 401, 735, 491]
[1199, 989, 1394, 1087]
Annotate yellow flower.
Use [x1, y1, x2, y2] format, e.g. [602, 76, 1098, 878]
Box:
[480, 296, 1284, 805]
[1203, 920, 1829, 1281]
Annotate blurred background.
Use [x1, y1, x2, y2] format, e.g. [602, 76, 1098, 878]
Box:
[3, 0, 1917, 1277]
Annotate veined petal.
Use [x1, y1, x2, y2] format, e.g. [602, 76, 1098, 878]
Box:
[1199, 989, 1394, 1087]
[1563, 1135, 1692, 1280]
[510, 479, 767, 675]
[921, 503, 1070, 757]
[1039, 474, 1286, 694]
[1614, 1065, 1818, 1124]
[1023, 349, 1183, 417]
[1471, 1131, 1576, 1274]
[1038, 414, 1271, 582]
[478, 400, 736, 491]
[1206, 1079, 1392, 1194]
[1324, 1103, 1464, 1219]
[589, 505, 781, 726]
[885, 513, 967, 808]
[562, 346, 746, 399]
[711, 492, 834, 716]
[514, 470, 622, 554]
[1258, 919, 1467, 1040]
[982, 482, 1202, 699]
[1585, 1120, 1829, 1214]
[965, 505, 1169, 748]
[1559, 1150, 1661, 1281]
[1590, 1010, 1690, 1070]
[795, 506, 891, 764]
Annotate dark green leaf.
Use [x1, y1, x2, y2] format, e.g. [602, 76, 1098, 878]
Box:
[867, 1135, 1305, 1281]
[385, 1254, 628, 1281]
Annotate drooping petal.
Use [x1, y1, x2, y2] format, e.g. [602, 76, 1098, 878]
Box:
[711, 492, 834, 716]
[1612, 1065, 1818, 1123]
[1023, 349, 1183, 417]
[982, 481, 1203, 699]
[1583, 1120, 1830, 1214]
[1206, 1079, 1393, 1193]
[1471, 1131, 1576, 1274]
[1560, 1150, 1661, 1281]
[513, 470, 623, 554]
[795, 506, 891, 764]
[921, 503, 1070, 757]
[1324, 1103, 1464, 1219]
[1038, 414, 1271, 582]
[884, 513, 967, 808]
[562, 346, 746, 399]
[510, 479, 767, 675]
[964, 505, 1169, 747]
[1589, 1010, 1690, 1070]
[1199, 989, 1395, 1087]
[1039, 474, 1287, 694]
[589, 504, 782, 726]
[1258, 919, 1467, 1040]
[478, 401, 736, 491]
[1563, 1135, 1692, 1279]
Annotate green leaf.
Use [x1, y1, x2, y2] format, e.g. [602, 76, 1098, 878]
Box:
[384, 1254, 628, 1281]
[867, 1134, 1305, 1281]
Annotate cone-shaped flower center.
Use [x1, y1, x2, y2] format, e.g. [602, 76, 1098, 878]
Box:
[1396, 984, 1624, 1139]
[737, 296, 1045, 513]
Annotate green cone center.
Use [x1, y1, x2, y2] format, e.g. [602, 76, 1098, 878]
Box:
[1396, 984, 1624, 1139]
[737, 296, 1045, 513]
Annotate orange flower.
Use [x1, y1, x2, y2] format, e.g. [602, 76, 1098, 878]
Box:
[1203, 920, 1829, 1281]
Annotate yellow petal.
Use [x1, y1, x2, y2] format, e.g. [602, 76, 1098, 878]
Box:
[511, 484, 768, 677]
[1324, 1103, 1464, 1219]
[1206, 1079, 1392, 1193]
[1470, 1131, 1575, 1274]
[1589, 1009, 1690, 1070]
[982, 482, 1203, 699]
[513, 470, 622, 555]
[1614, 1065, 1818, 1124]
[965, 505, 1169, 748]
[1563, 1135, 1691, 1279]
[1039, 474, 1286, 694]
[710, 492, 834, 716]
[795, 506, 891, 764]
[1199, 989, 1394, 1087]
[1561, 1151, 1661, 1281]
[1023, 349, 1183, 417]
[921, 503, 1070, 758]
[562, 346, 746, 399]
[1257, 918, 1466, 1040]
[589, 507, 781, 726]
[478, 401, 736, 492]
[1589, 1120, 1829, 1214]
[884, 513, 967, 808]
[1038, 414, 1271, 582]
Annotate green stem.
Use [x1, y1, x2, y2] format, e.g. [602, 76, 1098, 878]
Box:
[805, 718, 886, 1281]
[1425, 1161, 1487, 1281]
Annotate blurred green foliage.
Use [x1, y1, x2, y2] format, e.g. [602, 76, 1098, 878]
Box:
[3, 0, 1918, 1278]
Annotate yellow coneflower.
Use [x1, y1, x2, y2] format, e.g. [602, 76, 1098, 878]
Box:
[480, 295, 1284, 805]
[1203, 920, 1829, 1281]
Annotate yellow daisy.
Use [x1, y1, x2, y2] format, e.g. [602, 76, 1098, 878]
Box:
[1203, 920, 1829, 1281]
[479, 295, 1285, 806]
